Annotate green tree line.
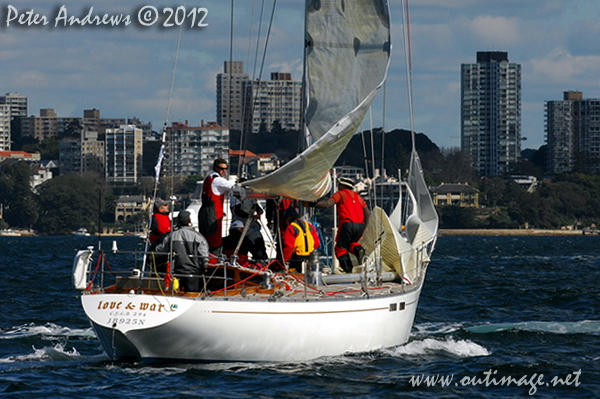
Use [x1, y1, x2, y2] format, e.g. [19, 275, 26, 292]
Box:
[3, 128, 597, 234]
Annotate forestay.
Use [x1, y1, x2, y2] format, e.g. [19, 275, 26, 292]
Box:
[242, 0, 391, 201]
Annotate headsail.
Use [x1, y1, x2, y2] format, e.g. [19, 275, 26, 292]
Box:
[242, 0, 391, 201]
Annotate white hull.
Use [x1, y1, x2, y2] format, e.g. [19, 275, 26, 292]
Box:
[81, 284, 422, 362]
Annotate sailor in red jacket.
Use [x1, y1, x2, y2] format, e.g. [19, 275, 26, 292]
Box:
[149, 198, 171, 245]
[201, 158, 236, 255]
[282, 208, 320, 273]
[308, 177, 369, 273]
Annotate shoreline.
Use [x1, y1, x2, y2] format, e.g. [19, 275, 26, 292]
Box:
[439, 229, 591, 236]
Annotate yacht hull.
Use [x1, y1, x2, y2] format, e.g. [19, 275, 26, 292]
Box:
[82, 286, 422, 362]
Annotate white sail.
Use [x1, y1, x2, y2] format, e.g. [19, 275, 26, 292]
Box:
[242, 0, 391, 201]
[407, 149, 439, 247]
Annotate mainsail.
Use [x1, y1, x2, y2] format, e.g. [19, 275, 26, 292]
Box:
[242, 0, 391, 201]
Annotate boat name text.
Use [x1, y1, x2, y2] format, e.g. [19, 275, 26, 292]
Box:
[5, 5, 209, 28]
[97, 300, 166, 313]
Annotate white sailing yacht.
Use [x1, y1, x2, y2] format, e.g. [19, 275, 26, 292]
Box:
[72, 0, 439, 362]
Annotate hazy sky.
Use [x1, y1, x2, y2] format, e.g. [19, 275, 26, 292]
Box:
[1, 0, 600, 150]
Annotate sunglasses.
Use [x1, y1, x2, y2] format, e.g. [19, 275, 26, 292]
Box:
[216, 166, 227, 171]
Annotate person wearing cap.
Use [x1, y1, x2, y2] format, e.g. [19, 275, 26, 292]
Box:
[230, 194, 267, 259]
[155, 210, 209, 292]
[200, 158, 236, 255]
[223, 220, 265, 265]
[149, 198, 171, 245]
[307, 177, 369, 273]
[281, 208, 320, 273]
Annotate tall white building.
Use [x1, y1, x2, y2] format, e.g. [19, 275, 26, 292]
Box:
[105, 125, 143, 184]
[461, 51, 522, 177]
[0, 104, 10, 150]
[248, 72, 303, 134]
[163, 121, 229, 177]
[216, 61, 250, 132]
[0, 92, 27, 118]
[546, 91, 600, 174]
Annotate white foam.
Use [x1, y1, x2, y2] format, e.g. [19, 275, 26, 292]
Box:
[0, 343, 81, 363]
[412, 322, 463, 335]
[388, 337, 490, 358]
[466, 320, 600, 335]
[0, 323, 94, 340]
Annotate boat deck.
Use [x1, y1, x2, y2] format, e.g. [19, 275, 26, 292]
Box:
[97, 267, 417, 302]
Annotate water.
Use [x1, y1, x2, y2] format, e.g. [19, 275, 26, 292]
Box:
[0, 235, 598, 398]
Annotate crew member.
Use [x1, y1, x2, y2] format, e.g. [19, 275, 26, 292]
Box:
[200, 158, 236, 255]
[308, 177, 369, 273]
[155, 210, 209, 292]
[223, 220, 264, 266]
[282, 208, 320, 273]
[149, 198, 171, 245]
[230, 195, 267, 260]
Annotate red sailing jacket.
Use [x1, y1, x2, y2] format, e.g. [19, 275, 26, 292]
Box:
[149, 212, 171, 244]
[332, 189, 366, 224]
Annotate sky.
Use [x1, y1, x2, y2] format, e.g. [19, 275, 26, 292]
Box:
[1, 0, 600, 150]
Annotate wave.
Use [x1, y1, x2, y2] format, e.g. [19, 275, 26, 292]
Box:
[386, 337, 490, 358]
[0, 322, 95, 340]
[0, 343, 82, 363]
[465, 320, 600, 335]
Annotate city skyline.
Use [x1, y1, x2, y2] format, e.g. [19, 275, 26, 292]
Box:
[1, 1, 600, 150]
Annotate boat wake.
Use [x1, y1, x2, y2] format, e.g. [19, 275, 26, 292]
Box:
[387, 337, 490, 358]
[0, 343, 81, 363]
[464, 319, 600, 335]
[0, 323, 95, 340]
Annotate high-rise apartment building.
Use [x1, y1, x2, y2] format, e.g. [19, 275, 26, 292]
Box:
[461, 51, 522, 177]
[105, 125, 143, 184]
[163, 121, 229, 177]
[216, 61, 303, 134]
[0, 104, 10, 150]
[216, 61, 250, 132]
[248, 72, 302, 134]
[0, 92, 27, 118]
[545, 91, 600, 174]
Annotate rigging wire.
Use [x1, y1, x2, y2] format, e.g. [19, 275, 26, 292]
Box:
[400, 0, 416, 149]
[142, 0, 186, 271]
[237, 0, 259, 178]
[239, 0, 278, 174]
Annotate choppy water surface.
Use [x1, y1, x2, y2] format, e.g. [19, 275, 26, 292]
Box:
[0, 235, 598, 398]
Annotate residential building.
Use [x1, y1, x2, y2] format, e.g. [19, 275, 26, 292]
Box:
[163, 121, 229, 177]
[21, 108, 146, 142]
[0, 92, 27, 118]
[432, 183, 480, 208]
[248, 72, 303, 133]
[216, 61, 250, 132]
[59, 130, 105, 175]
[545, 91, 600, 174]
[115, 195, 151, 224]
[105, 125, 143, 184]
[461, 51, 522, 177]
[0, 104, 10, 150]
[0, 150, 41, 162]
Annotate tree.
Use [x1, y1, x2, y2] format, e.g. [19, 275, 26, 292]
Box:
[0, 160, 38, 228]
[36, 174, 112, 235]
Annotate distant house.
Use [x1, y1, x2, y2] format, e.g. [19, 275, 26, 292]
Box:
[115, 195, 151, 223]
[229, 149, 280, 178]
[0, 150, 41, 162]
[30, 164, 53, 192]
[432, 183, 479, 208]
